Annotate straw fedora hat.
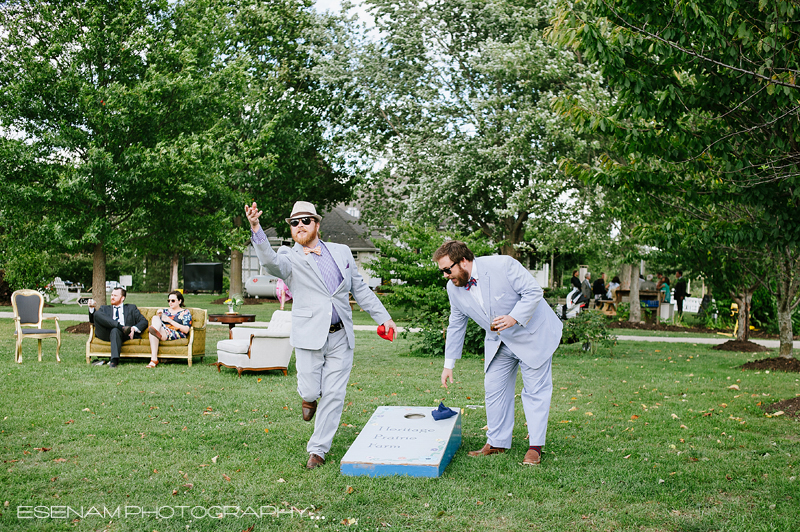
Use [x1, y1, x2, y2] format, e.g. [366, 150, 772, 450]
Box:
[285, 201, 322, 223]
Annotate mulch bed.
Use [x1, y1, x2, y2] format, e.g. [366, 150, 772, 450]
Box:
[741, 356, 800, 372]
[65, 322, 92, 334]
[608, 321, 713, 334]
[209, 297, 266, 306]
[760, 397, 800, 418]
[607, 320, 797, 340]
[712, 340, 769, 353]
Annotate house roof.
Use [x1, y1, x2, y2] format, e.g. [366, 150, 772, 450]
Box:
[263, 206, 379, 252]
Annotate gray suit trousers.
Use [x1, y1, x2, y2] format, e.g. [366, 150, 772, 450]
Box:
[485, 342, 553, 448]
[294, 329, 352, 458]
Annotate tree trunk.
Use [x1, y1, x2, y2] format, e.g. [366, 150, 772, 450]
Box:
[621, 263, 632, 290]
[92, 243, 106, 304]
[776, 298, 794, 358]
[774, 251, 800, 359]
[730, 289, 752, 342]
[168, 252, 179, 291]
[230, 248, 243, 296]
[629, 265, 641, 322]
[549, 252, 554, 289]
[229, 216, 244, 297]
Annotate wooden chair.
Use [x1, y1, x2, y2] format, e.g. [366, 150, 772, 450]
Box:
[51, 277, 80, 304]
[11, 289, 61, 363]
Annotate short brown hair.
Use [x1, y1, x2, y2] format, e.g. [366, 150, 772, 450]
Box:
[112, 287, 127, 298]
[433, 240, 475, 264]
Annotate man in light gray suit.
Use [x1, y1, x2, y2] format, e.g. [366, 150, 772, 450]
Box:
[245, 200, 396, 469]
[434, 241, 562, 465]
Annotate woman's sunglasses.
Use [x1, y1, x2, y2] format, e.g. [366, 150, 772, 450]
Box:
[168, 298, 179, 303]
[289, 217, 314, 227]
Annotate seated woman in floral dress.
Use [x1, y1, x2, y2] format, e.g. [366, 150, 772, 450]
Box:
[146, 290, 192, 368]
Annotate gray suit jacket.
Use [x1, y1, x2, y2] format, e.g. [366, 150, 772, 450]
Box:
[444, 255, 563, 372]
[254, 239, 391, 351]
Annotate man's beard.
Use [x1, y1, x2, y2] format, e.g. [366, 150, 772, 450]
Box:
[450, 268, 470, 287]
[293, 224, 319, 247]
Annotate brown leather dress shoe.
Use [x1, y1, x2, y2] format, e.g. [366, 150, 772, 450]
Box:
[468, 443, 506, 457]
[302, 400, 317, 422]
[523, 448, 541, 465]
[306, 453, 325, 469]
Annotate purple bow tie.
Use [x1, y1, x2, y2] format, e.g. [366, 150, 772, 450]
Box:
[465, 278, 477, 291]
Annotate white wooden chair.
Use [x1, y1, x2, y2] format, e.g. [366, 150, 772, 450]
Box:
[51, 277, 80, 304]
[11, 289, 61, 363]
[214, 310, 293, 377]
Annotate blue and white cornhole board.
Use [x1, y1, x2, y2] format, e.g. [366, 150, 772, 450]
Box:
[340, 406, 461, 478]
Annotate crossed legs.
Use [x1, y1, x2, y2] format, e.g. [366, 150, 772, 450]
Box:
[147, 316, 167, 366]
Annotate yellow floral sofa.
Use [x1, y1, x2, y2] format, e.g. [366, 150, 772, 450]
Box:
[85, 307, 207, 366]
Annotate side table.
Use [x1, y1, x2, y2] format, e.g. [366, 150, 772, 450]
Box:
[208, 313, 257, 339]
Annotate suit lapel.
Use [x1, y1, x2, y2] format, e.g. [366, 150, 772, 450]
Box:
[477, 259, 492, 318]
[327, 243, 347, 292]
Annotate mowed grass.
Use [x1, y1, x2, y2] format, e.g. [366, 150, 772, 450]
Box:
[0, 318, 798, 531]
[38, 292, 414, 326]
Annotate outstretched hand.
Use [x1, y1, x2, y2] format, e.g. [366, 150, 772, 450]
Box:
[441, 368, 454, 389]
[244, 201, 263, 231]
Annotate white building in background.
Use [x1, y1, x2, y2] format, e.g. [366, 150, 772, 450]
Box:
[242, 205, 382, 298]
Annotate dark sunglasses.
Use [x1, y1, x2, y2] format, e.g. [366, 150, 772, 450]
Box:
[289, 217, 313, 227]
[439, 261, 457, 275]
[168, 298, 179, 302]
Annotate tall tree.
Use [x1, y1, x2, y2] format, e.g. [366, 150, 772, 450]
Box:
[213, 2, 354, 296]
[321, 0, 608, 257]
[0, 0, 234, 302]
[551, 0, 800, 357]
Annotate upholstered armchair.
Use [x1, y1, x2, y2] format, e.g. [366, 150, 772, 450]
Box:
[214, 310, 293, 377]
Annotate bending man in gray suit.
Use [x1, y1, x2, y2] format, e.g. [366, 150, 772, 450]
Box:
[245, 200, 397, 469]
[434, 241, 563, 465]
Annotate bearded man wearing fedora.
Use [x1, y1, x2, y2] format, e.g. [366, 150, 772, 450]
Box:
[245, 200, 397, 469]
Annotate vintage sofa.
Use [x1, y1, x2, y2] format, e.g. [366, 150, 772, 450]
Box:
[85, 307, 207, 366]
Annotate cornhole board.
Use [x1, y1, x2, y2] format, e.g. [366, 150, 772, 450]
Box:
[340, 405, 461, 478]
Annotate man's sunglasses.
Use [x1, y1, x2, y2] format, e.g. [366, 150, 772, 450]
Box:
[439, 261, 457, 275]
[289, 217, 314, 227]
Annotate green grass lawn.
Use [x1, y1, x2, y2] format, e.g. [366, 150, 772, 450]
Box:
[1, 318, 798, 531]
[41, 292, 414, 326]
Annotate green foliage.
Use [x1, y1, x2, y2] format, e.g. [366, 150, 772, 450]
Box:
[562, 310, 616, 354]
[366, 222, 494, 356]
[550, 0, 800, 351]
[321, 0, 610, 256]
[2, 248, 57, 293]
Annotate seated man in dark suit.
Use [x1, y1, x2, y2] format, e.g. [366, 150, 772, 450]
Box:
[88, 287, 148, 368]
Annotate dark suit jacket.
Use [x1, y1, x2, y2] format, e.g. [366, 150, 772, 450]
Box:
[674, 277, 688, 299]
[592, 278, 606, 296]
[89, 304, 148, 341]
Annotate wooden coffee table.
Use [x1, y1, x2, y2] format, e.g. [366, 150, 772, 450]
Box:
[208, 313, 257, 338]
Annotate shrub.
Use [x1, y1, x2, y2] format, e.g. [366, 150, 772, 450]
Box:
[366, 222, 494, 357]
[562, 310, 616, 354]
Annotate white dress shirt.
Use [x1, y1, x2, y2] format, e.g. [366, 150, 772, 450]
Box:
[444, 269, 483, 370]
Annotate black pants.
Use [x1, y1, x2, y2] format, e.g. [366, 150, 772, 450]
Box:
[676, 297, 684, 315]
